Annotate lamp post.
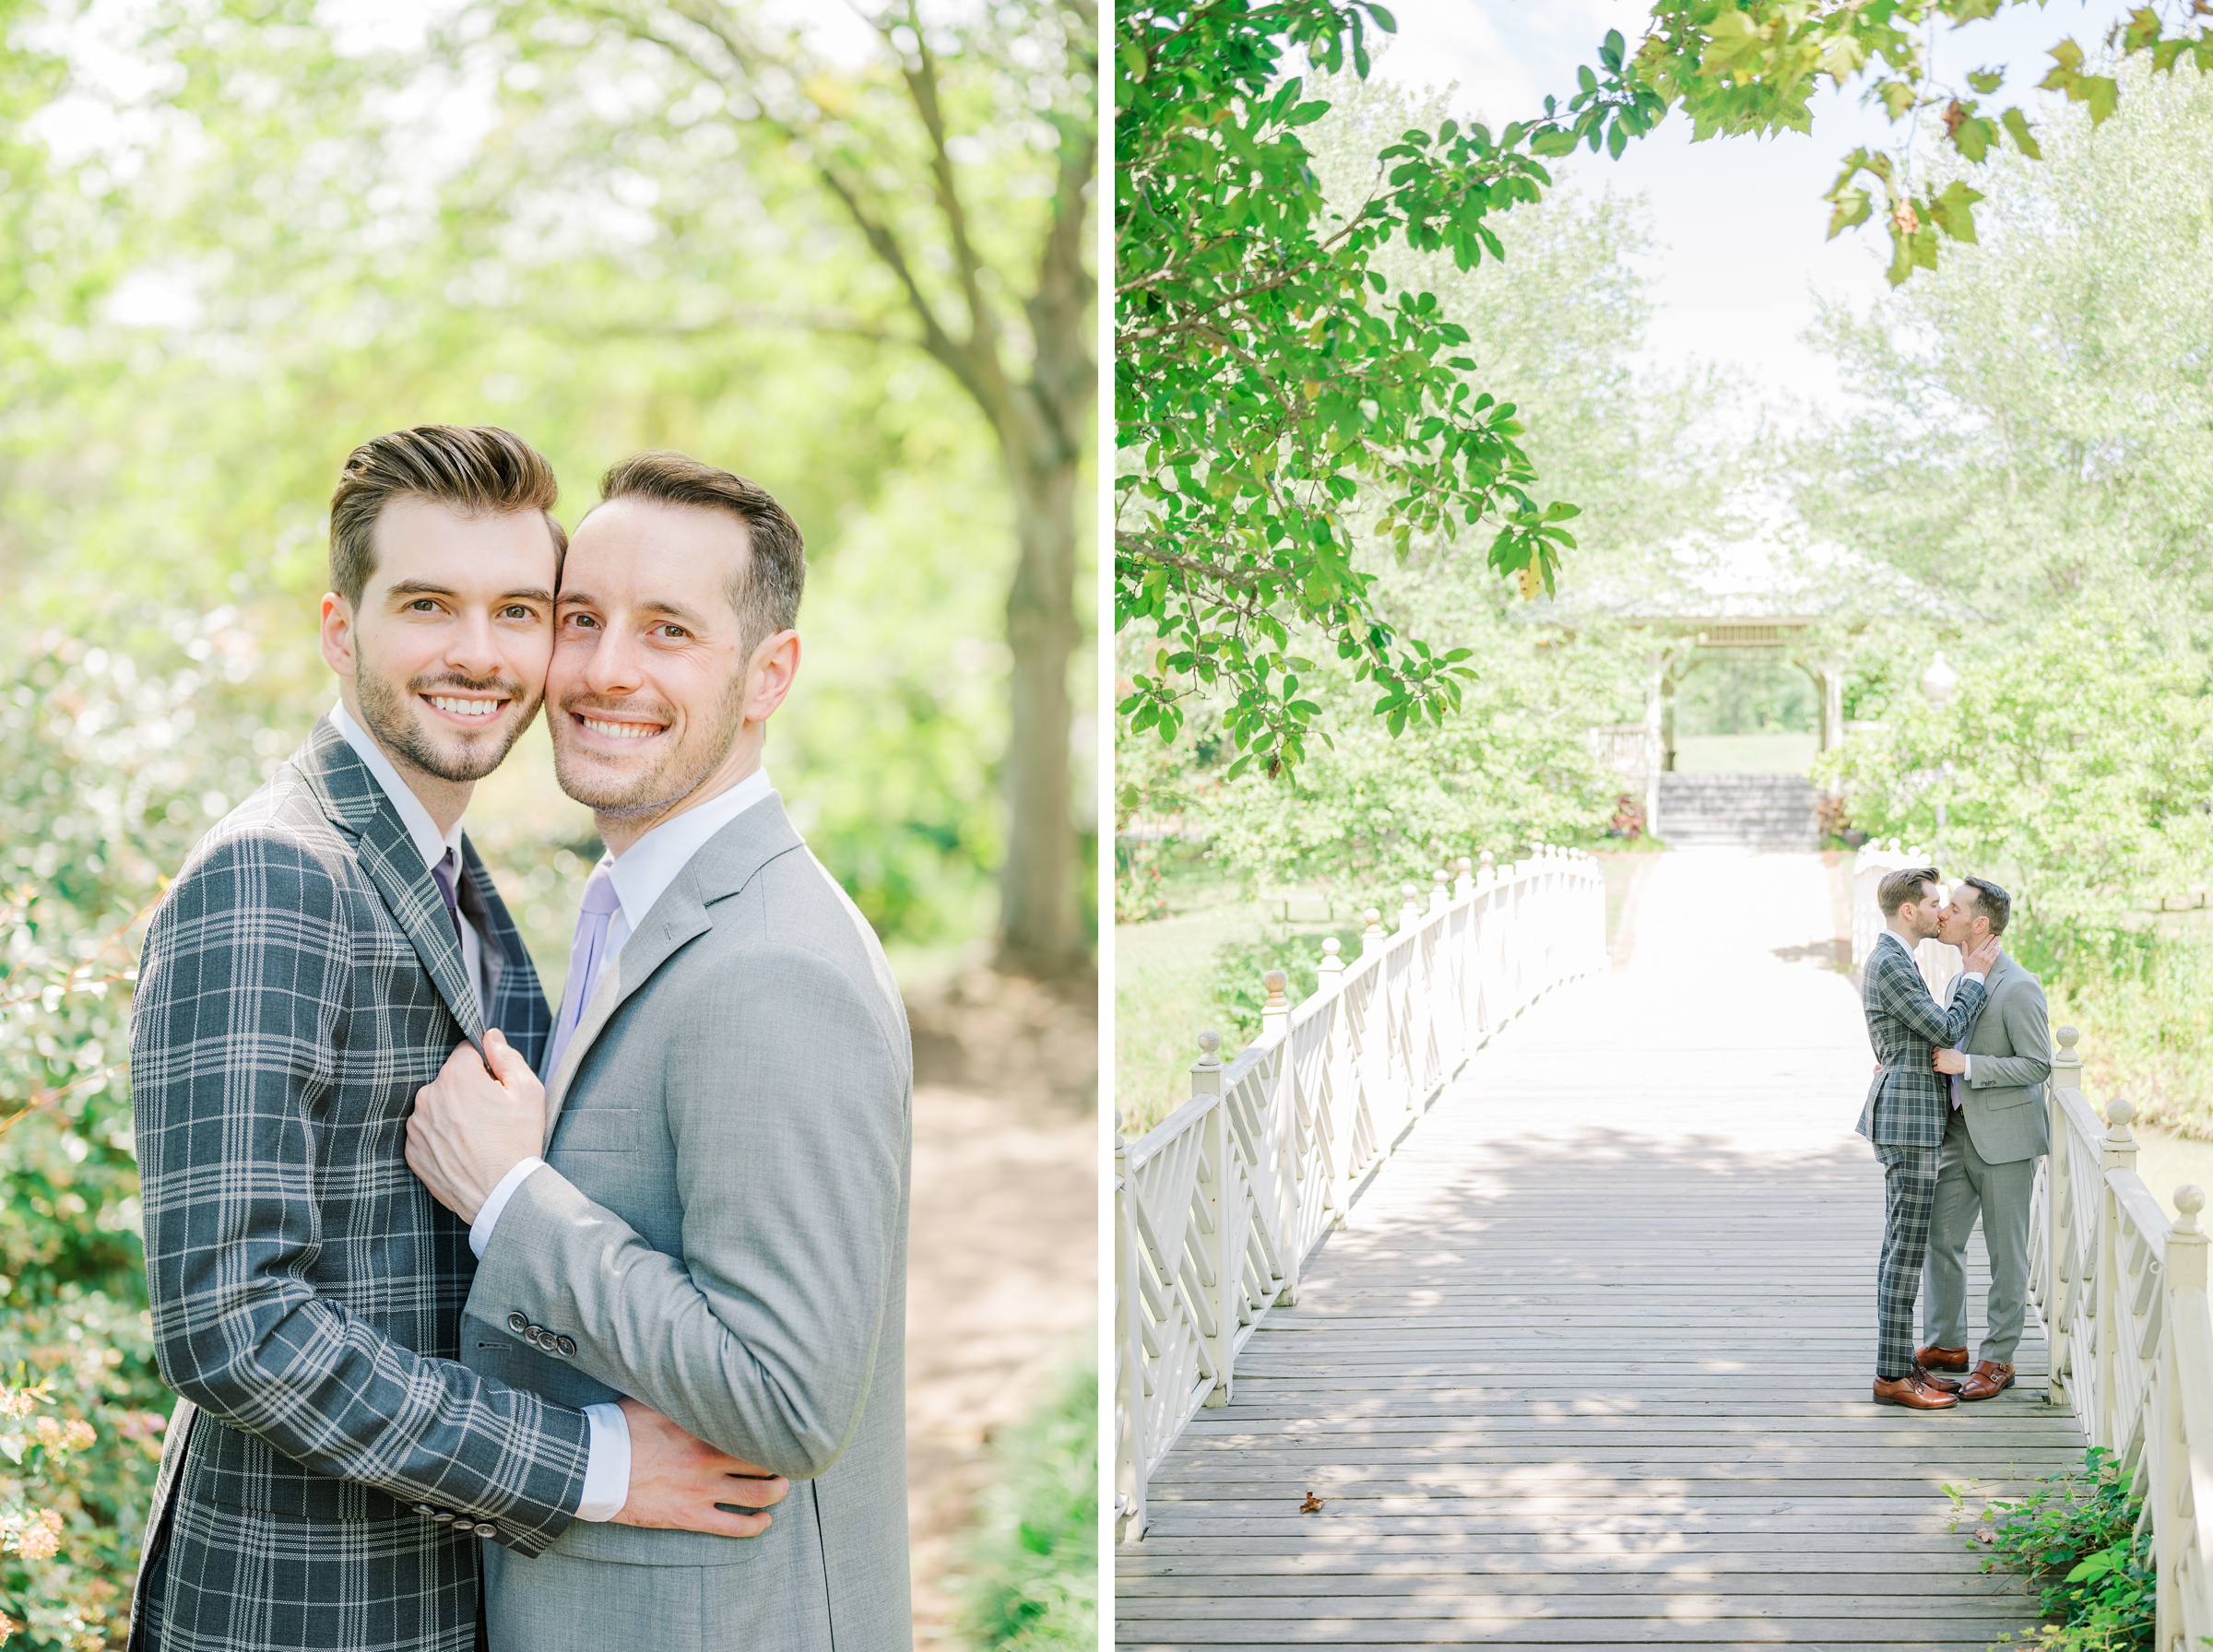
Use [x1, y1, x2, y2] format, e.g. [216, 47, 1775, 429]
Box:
[1921, 650, 1959, 870]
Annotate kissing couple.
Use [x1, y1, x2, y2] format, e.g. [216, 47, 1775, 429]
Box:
[1859, 864, 2053, 1412]
[126, 426, 913, 1652]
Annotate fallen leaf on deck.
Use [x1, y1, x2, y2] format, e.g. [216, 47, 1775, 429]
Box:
[1299, 1491, 1323, 1514]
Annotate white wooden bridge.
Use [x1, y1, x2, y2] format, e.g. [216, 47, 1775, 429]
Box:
[1115, 849, 2213, 1649]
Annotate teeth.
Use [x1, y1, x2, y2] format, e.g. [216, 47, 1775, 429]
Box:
[582, 717, 659, 741]
[429, 695, 503, 718]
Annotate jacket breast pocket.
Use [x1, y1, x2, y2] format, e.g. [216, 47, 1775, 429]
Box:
[551, 1106, 649, 1155]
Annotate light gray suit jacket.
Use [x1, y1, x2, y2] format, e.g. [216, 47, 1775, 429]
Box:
[459, 795, 913, 1651]
[1941, 951, 2053, 1164]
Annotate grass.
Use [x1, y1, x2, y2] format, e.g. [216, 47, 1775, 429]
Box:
[954, 1362, 1096, 1652]
[1115, 851, 1646, 1138]
[1948, 1447, 2153, 1651]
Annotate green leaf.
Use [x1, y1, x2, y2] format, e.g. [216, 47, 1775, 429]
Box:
[1967, 68, 2005, 95]
[2001, 106, 2042, 159]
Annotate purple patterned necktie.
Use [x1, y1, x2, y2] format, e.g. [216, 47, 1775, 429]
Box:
[546, 862, 621, 1080]
[430, 849, 465, 945]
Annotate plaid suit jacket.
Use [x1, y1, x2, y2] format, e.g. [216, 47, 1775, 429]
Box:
[1856, 930, 1988, 1147]
[129, 716, 589, 1647]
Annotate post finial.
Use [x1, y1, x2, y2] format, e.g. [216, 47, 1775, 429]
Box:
[2176, 1185, 2206, 1234]
[2106, 1095, 2135, 1131]
[1191, 1028, 1224, 1100]
[2056, 1025, 2079, 1056]
[1262, 969, 1289, 1012]
[1321, 937, 1341, 958]
[1456, 856, 1473, 874]
[1363, 907, 1382, 932]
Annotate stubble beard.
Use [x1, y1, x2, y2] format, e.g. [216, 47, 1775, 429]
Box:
[552, 671, 750, 821]
[357, 663, 537, 785]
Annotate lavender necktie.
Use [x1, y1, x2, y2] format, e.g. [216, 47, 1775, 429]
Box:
[430, 849, 465, 945]
[546, 862, 621, 1081]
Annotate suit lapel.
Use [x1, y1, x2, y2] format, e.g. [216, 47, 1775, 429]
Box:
[294, 716, 486, 1049]
[538, 795, 807, 1145]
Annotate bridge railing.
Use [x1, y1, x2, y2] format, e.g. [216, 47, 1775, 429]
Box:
[2030, 1030, 2213, 1648]
[1112, 845, 1607, 1542]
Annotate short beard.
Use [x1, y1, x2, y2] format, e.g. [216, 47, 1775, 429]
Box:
[553, 671, 749, 821]
[357, 665, 534, 785]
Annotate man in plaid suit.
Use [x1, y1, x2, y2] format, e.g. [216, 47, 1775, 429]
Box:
[1857, 864, 2001, 1410]
[129, 428, 783, 1652]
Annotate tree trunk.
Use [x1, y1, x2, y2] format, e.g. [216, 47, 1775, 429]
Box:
[995, 447, 1082, 974]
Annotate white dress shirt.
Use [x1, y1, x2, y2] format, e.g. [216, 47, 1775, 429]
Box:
[331, 702, 485, 1018]
[468, 764, 775, 1517]
[330, 701, 628, 1522]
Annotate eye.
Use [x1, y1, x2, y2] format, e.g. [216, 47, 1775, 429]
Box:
[501, 605, 538, 621]
[655, 623, 689, 641]
[562, 611, 600, 631]
[406, 598, 441, 614]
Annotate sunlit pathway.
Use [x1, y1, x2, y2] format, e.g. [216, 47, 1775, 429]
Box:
[1118, 850, 2084, 1649]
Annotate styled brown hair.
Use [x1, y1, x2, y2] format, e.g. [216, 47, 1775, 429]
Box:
[595, 451, 805, 649]
[1877, 865, 1941, 917]
[1960, 875, 2012, 936]
[328, 425, 566, 606]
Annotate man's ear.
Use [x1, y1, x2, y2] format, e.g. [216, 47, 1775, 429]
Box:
[742, 630, 800, 726]
[320, 593, 359, 679]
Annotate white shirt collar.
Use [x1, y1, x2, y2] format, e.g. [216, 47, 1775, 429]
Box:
[330, 699, 465, 877]
[602, 767, 775, 937]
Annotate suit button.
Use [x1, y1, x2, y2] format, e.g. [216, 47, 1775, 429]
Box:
[555, 1336, 576, 1358]
[507, 1312, 529, 1334]
[476, 1525, 498, 1540]
[412, 1504, 435, 1517]
[452, 1519, 477, 1534]
[432, 1511, 455, 1523]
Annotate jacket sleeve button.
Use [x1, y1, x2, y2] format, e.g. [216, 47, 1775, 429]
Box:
[452, 1520, 477, 1534]
[412, 1504, 435, 1516]
[555, 1336, 576, 1357]
[475, 1525, 498, 1540]
[507, 1312, 530, 1334]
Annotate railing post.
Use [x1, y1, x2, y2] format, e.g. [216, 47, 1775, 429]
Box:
[1192, 1030, 1236, 1410]
[1359, 906, 1385, 959]
[1258, 970, 1301, 1308]
[2096, 1096, 2138, 1448]
[1430, 869, 1449, 914]
[2158, 1185, 2206, 1648]
[1317, 937, 1343, 988]
[1454, 856, 1473, 901]
[1113, 1112, 1144, 1541]
[1399, 882, 1423, 934]
[2042, 1026, 2081, 1406]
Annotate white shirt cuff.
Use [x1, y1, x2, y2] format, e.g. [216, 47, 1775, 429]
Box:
[575, 1401, 631, 1522]
[1963, 971, 1987, 984]
[1963, 1053, 1973, 1081]
[468, 1158, 547, 1259]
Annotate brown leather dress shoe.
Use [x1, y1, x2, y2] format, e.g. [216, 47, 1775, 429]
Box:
[1914, 1342, 1970, 1372]
[1959, 1360, 2016, 1401]
[1914, 1363, 1963, 1396]
[1873, 1374, 1959, 1410]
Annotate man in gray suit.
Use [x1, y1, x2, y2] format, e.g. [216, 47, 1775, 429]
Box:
[1915, 877, 2052, 1402]
[406, 451, 913, 1650]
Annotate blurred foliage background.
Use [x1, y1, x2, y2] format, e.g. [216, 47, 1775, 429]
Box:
[1115, 53, 2213, 1145]
[0, 0, 1095, 1646]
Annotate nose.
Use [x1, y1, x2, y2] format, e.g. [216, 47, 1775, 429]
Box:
[444, 605, 505, 681]
[580, 618, 644, 699]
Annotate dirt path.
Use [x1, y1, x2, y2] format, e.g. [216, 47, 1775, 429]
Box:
[901, 969, 1097, 1647]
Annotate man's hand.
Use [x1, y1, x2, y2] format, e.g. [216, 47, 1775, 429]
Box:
[1933, 1047, 1969, 1075]
[405, 1029, 545, 1222]
[1963, 935, 2003, 975]
[612, 1398, 788, 1539]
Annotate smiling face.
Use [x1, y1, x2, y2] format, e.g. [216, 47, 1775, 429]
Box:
[547, 497, 799, 846]
[320, 496, 560, 792]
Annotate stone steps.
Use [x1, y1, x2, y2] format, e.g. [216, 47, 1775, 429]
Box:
[1655, 773, 1820, 850]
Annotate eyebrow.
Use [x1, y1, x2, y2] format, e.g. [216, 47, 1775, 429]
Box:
[386, 579, 555, 605]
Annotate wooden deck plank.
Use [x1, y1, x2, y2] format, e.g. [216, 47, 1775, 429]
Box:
[1116, 850, 2085, 1648]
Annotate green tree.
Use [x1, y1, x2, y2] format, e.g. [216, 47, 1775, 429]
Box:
[453, 0, 1100, 973]
[1792, 58, 2213, 622]
[1115, 0, 2213, 775]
